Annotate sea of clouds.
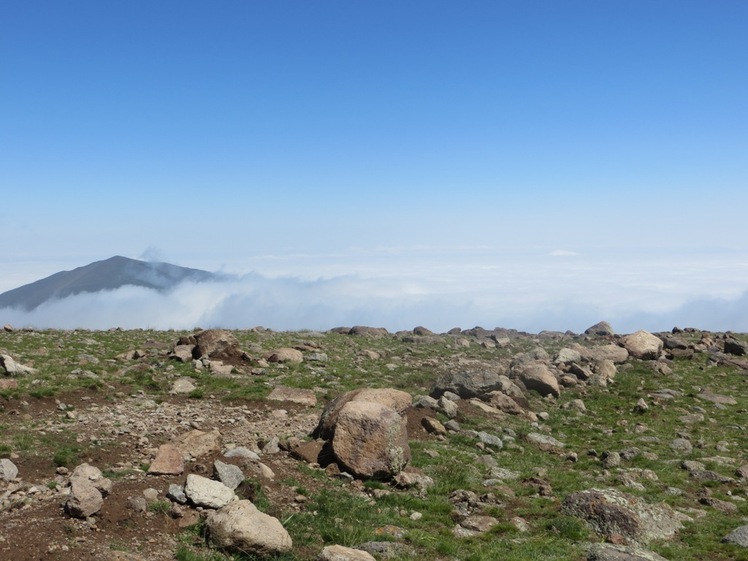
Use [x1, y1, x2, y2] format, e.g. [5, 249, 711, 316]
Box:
[2, 248, 748, 334]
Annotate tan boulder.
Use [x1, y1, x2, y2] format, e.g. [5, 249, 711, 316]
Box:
[65, 478, 103, 519]
[314, 388, 412, 439]
[264, 348, 304, 364]
[519, 363, 560, 397]
[622, 331, 663, 360]
[332, 401, 410, 479]
[193, 329, 243, 361]
[574, 343, 629, 364]
[206, 500, 292, 556]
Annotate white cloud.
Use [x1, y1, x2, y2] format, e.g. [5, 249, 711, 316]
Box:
[2, 249, 748, 334]
[549, 249, 579, 257]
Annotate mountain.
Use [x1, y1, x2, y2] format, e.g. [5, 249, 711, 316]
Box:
[0, 255, 221, 311]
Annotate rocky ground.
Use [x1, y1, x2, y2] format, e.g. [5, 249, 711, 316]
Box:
[0, 323, 747, 561]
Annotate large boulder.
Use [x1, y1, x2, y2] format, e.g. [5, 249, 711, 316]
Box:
[622, 331, 663, 360]
[206, 500, 292, 556]
[430, 369, 505, 399]
[65, 478, 104, 519]
[332, 401, 410, 479]
[574, 343, 629, 364]
[314, 388, 412, 440]
[562, 488, 690, 544]
[518, 363, 560, 398]
[264, 348, 304, 364]
[349, 326, 389, 338]
[193, 329, 243, 361]
[585, 321, 614, 336]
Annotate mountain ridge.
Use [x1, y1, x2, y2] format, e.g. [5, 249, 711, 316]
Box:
[0, 255, 220, 311]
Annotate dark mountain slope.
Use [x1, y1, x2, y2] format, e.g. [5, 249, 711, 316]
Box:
[0, 256, 220, 311]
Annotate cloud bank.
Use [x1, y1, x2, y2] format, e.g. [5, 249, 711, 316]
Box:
[2, 249, 748, 334]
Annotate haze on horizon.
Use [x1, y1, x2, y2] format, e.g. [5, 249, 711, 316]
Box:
[2, 1, 747, 333]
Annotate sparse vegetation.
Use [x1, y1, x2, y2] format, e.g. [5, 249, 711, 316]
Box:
[1, 327, 747, 561]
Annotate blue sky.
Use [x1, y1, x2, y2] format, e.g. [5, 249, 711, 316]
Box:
[1, 1, 747, 332]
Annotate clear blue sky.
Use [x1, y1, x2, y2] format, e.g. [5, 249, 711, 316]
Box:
[1, 1, 747, 331]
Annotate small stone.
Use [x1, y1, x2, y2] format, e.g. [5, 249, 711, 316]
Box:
[421, 416, 447, 436]
[214, 460, 245, 490]
[167, 484, 187, 504]
[319, 545, 376, 561]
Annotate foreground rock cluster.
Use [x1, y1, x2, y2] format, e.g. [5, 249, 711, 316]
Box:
[1, 323, 747, 561]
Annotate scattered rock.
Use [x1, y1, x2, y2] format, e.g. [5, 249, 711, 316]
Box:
[173, 428, 222, 459]
[170, 377, 196, 394]
[264, 348, 304, 364]
[392, 470, 434, 490]
[213, 460, 245, 490]
[477, 431, 503, 449]
[0, 458, 18, 481]
[148, 444, 184, 475]
[319, 544, 376, 561]
[723, 339, 748, 356]
[421, 416, 447, 436]
[205, 499, 292, 555]
[562, 488, 690, 543]
[696, 390, 737, 405]
[0, 354, 36, 375]
[587, 543, 671, 561]
[357, 541, 412, 559]
[722, 525, 748, 547]
[430, 369, 505, 399]
[526, 432, 565, 451]
[669, 438, 692, 454]
[65, 478, 104, 519]
[71, 463, 112, 497]
[184, 474, 235, 509]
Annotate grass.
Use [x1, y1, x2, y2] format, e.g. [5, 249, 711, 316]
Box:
[149, 499, 173, 514]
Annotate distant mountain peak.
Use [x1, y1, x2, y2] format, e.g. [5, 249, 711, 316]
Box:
[0, 256, 220, 311]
